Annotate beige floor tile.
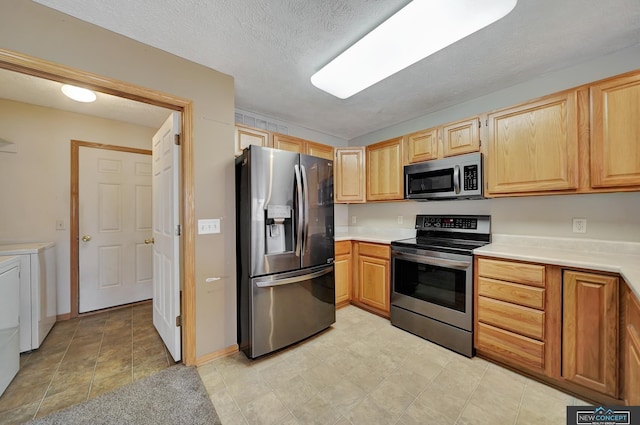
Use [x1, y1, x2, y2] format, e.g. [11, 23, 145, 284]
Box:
[318, 378, 366, 415]
[274, 413, 300, 425]
[345, 395, 395, 425]
[414, 383, 468, 423]
[271, 373, 320, 412]
[290, 395, 341, 425]
[209, 387, 244, 420]
[241, 391, 289, 425]
[346, 363, 385, 393]
[369, 378, 416, 418]
[457, 398, 519, 425]
[226, 371, 272, 409]
[397, 398, 457, 425]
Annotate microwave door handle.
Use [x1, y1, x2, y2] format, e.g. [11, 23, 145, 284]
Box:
[453, 165, 461, 194]
[294, 164, 303, 257]
[393, 251, 470, 270]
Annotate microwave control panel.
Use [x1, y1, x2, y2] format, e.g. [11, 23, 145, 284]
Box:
[463, 165, 478, 191]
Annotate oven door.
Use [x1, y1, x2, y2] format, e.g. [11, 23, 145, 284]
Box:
[391, 247, 473, 331]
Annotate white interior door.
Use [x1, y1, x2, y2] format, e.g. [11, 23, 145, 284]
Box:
[78, 147, 153, 313]
[152, 112, 181, 362]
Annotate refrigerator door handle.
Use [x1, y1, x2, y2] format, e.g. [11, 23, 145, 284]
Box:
[301, 164, 310, 255]
[254, 266, 333, 288]
[293, 164, 303, 257]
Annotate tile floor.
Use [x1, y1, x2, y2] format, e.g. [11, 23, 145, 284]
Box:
[198, 306, 589, 425]
[0, 302, 173, 424]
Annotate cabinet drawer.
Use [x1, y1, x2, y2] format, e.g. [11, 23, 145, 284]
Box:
[477, 322, 545, 371]
[358, 242, 389, 259]
[478, 258, 545, 287]
[335, 241, 351, 256]
[478, 277, 545, 310]
[478, 296, 545, 340]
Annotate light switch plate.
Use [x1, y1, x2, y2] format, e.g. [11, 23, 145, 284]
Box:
[198, 218, 221, 234]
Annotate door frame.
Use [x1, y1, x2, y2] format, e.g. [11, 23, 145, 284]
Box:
[71, 141, 153, 314]
[0, 48, 197, 365]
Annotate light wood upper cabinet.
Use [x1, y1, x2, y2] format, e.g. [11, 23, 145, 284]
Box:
[306, 141, 334, 161]
[591, 73, 640, 188]
[272, 134, 304, 153]
[442, 116, 480, 157]
[625, 286, 640, 405]
[562, 270, 619, 397]
[366, 137, 404, 201]
[335, 147, 366, 203]
[235, 125, 271, 156]
[486, 91, 580, 195]
[407, 128, 438, 163]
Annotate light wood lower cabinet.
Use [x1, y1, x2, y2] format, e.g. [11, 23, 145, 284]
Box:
[562, 270, 619, 398]
[625, 285, 640, 405]
[353, 242, 390, 317]
[334, 241, 352, 307]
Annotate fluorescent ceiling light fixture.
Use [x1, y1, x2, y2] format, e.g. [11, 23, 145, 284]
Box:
[61, 84, 97, 103]
[311, 0, 518, 99]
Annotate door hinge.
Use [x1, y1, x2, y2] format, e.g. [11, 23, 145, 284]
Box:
[485, 119, 488, 127]
[478, 119, 481, 128]
[176, 224, 182, 236]
[176, 316, 182, 327]
[174, 134, 181, 146]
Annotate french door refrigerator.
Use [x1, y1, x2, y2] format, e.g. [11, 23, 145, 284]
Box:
[236, 145, 335, 359]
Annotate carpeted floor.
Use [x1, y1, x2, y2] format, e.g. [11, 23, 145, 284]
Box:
[25, 365, 221, 425]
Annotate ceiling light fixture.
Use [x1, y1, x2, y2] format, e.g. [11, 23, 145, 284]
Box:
[311, 0, 518, 99]
[61, 84, 97, 103]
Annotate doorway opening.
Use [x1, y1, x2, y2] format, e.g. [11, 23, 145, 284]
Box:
[0, 48, 196, 365]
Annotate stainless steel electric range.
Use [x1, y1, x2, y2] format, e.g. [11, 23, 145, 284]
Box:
[390, 214, 491, 357]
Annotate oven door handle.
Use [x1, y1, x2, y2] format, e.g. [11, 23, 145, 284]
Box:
[392, 251, 471, 270]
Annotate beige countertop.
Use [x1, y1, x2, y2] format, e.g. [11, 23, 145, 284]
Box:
[474, 234, 640, 299]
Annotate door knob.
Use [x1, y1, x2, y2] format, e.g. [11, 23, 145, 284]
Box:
[144, 238, 155, 244]
[81, 235, 92, 242]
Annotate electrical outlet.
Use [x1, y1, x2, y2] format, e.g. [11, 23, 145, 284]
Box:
[572, 218, 587, 233]
[397, 215, 403, 225]
[351, 216, 357, 225]
[56, 220, 65, 230]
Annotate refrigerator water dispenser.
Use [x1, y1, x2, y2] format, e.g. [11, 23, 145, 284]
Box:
[265, 205, 291, 254]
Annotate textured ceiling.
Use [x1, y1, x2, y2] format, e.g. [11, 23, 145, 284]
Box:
[31, 0, 640, 140]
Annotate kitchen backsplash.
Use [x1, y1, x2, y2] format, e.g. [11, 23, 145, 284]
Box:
[344, 191, 640, 242]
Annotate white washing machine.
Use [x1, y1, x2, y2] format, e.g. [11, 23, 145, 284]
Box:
[0, 255, 20, 396]
[0, 242, 57, 352]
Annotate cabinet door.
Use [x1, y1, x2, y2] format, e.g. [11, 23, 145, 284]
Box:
[625, 289, 640, 405]
[335, 254, 351, 306]
[442, 117, 480, 157]
[591, 73, 640, 188]
[366, 137, 404, 201]
[486, 91, 579, 195]
[273, 134, 304, 153]
[335, 147, 365, 203]
[407, 128, 438, 163]
[306, 141, 334, 160]
[235, 126, 270, 156]
[562, 270, 618, 397]
[357, 254, 389, 313]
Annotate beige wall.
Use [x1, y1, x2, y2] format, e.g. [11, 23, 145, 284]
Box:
[347, 44, 640, 243]
[1, 0, 236, 358]
[0, 98, 158, 313]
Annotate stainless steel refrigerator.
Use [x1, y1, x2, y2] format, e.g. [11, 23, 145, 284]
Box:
[235, 145, 335, 359]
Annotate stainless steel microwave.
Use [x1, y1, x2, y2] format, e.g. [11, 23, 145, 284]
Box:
[404, 152, 483, 200]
